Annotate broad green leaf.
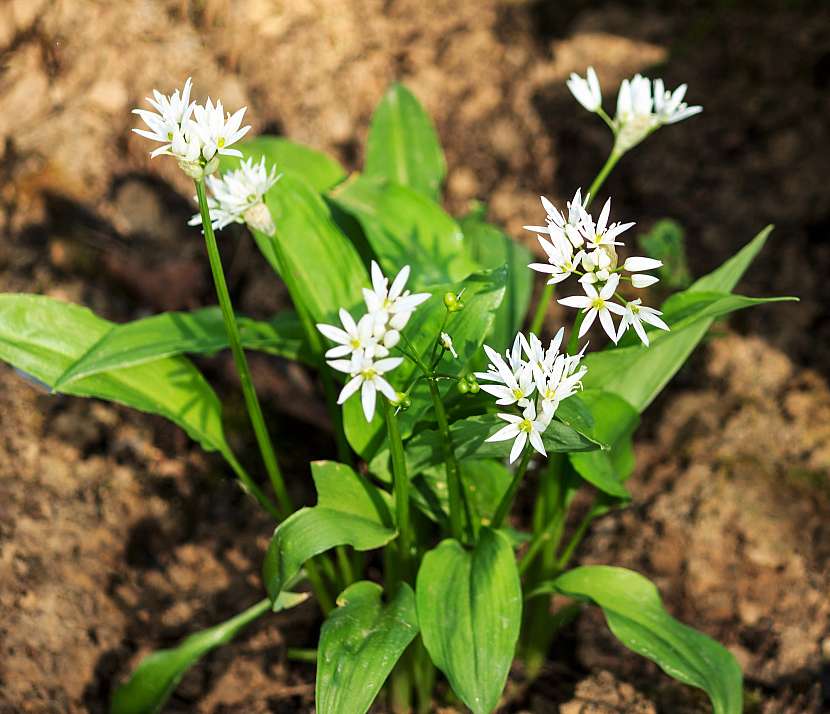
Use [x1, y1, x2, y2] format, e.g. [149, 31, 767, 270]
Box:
[262, 461, 395, 602]
[459, 204, 533, 351]
[329, 175, 476, 287]
[416, 529, 522, 714]
[637, 218, 692, 289]
[111, 593, 306, 714]
[371, 414, 600, 483]
[409, 459, 513, 527]
[568, 390, 640, 498]
[365, 83, 446, 201]
[316, 581, 418, 714]
[0, 295, 239, 467]
[53, 307, 308, 388]
[220, 135, 346, 192]
[343, 267, 507, 459]
[583, 227, 795, 412]
[255, 174, 368, 325]
[551, 566, 742, 714]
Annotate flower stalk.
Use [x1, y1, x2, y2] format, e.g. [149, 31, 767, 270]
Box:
[491, 445, 532, 529]
[195, 179, 293, 517]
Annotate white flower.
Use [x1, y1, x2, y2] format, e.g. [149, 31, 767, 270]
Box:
[132, 78, 195, 157]
[363, 262, 431, 334]
[613, 74, 701, 154]
[486, 401, 549, 464]
[529, 231, 584, 285]
[617, 299, 670, 346]
[440, 332, 458, 359]
[328, 351, 402, 421]
[475, 344, 536, 406]
[188, 157, 281, 234]
[316, 309, 380, 359]
[652, 79, 702, 125]
[567, 67, 602, 112]
[521, 329, 564, 382]
[535, 353, 587, 419]
[190, 98, 250, 161]
[579, 198, 634, 250]
[558, 273, 626, 343]
[132, 79, 251, 179]
[524, 190, 587, 249]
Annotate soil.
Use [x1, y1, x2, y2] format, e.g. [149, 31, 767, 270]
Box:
[1, 0, 829, 712]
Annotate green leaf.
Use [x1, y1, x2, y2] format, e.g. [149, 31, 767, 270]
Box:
[365, 83, 446, 201]
[255, 174, 368, 325]
[370, 413, 599, 484]
[343, 267, 507, 459]
[416, 529, 522, 714]
[551, 566, 742, 714]
[408, 459, 512, 527]
[459, 203, 533, 351]
[262, 461, 395, 602]
[220, 135, 346, 192]
[568, 390, 640, 498]
[637, 218, 692, 289]
[111, 593, 306, 714]
[583, 227, 795, 412]
[329, 175, 476, 287]
[316, 581, 419, 714]
[0, 295, 239, 466]
[52, 307, 308, 388]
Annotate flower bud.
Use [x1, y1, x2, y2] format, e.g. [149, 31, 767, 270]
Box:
[443, 291, 464, 312]
[457, 380, 470, 394]
[243, 201, 276, 236]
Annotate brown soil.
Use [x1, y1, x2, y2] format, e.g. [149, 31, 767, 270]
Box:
[1, 0, 829, 712]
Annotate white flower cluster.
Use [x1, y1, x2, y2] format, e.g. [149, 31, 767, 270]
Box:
[188, 157, 281, 236]
[525, 191, 669, 346]
[133, 77, 250, 179]
[317, 261, 430, 421]
[567, 67, 702, 154]
[477, 330, 586, 463]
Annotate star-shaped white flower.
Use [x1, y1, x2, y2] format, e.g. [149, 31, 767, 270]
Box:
[486, 401, 549, 464]
[475, 345, 536, 406]
[535, 353, 587, 419]
[190, 98, 251, 161]
[567, 67, 602, 112]
[363, 262, 431, 333]
[558, 273, 626, 343]
[328, 351, 402, 421]
[579, 198, 634, 250]
[316, 309, 380, 359]
[617, 299, 670, 346]
[524, 190, 587, 249]
[652, 79, 702, 125]
[132, 78, 195, 158]
[529, 231, 585, 285]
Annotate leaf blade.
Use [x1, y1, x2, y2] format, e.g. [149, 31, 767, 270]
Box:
[316, 581, 419, 714]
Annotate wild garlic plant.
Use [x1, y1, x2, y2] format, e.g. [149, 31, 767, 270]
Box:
[0, 70, 794, 714]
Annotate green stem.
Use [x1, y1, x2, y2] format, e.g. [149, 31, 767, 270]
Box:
[195, 179, 292, 517]
[285, 647, 318, 663]
[426, 378, 467, 541]
[566, 311, 586, 355]
[294, 300, 352, 464]
[519, 498, 568, 577]
[384, 400, 411, 580]
[554, 506, 596, 571]
[586, 151, 621, 206]
[529, 283, 554, 335]
[491, 446, 532, 529]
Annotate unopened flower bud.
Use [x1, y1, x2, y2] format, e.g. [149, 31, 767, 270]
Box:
[243, 201, 276, 236]
[444, 289, 466, 313]
[383, 329, 401, 349]
[457, 379, 470, 394]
